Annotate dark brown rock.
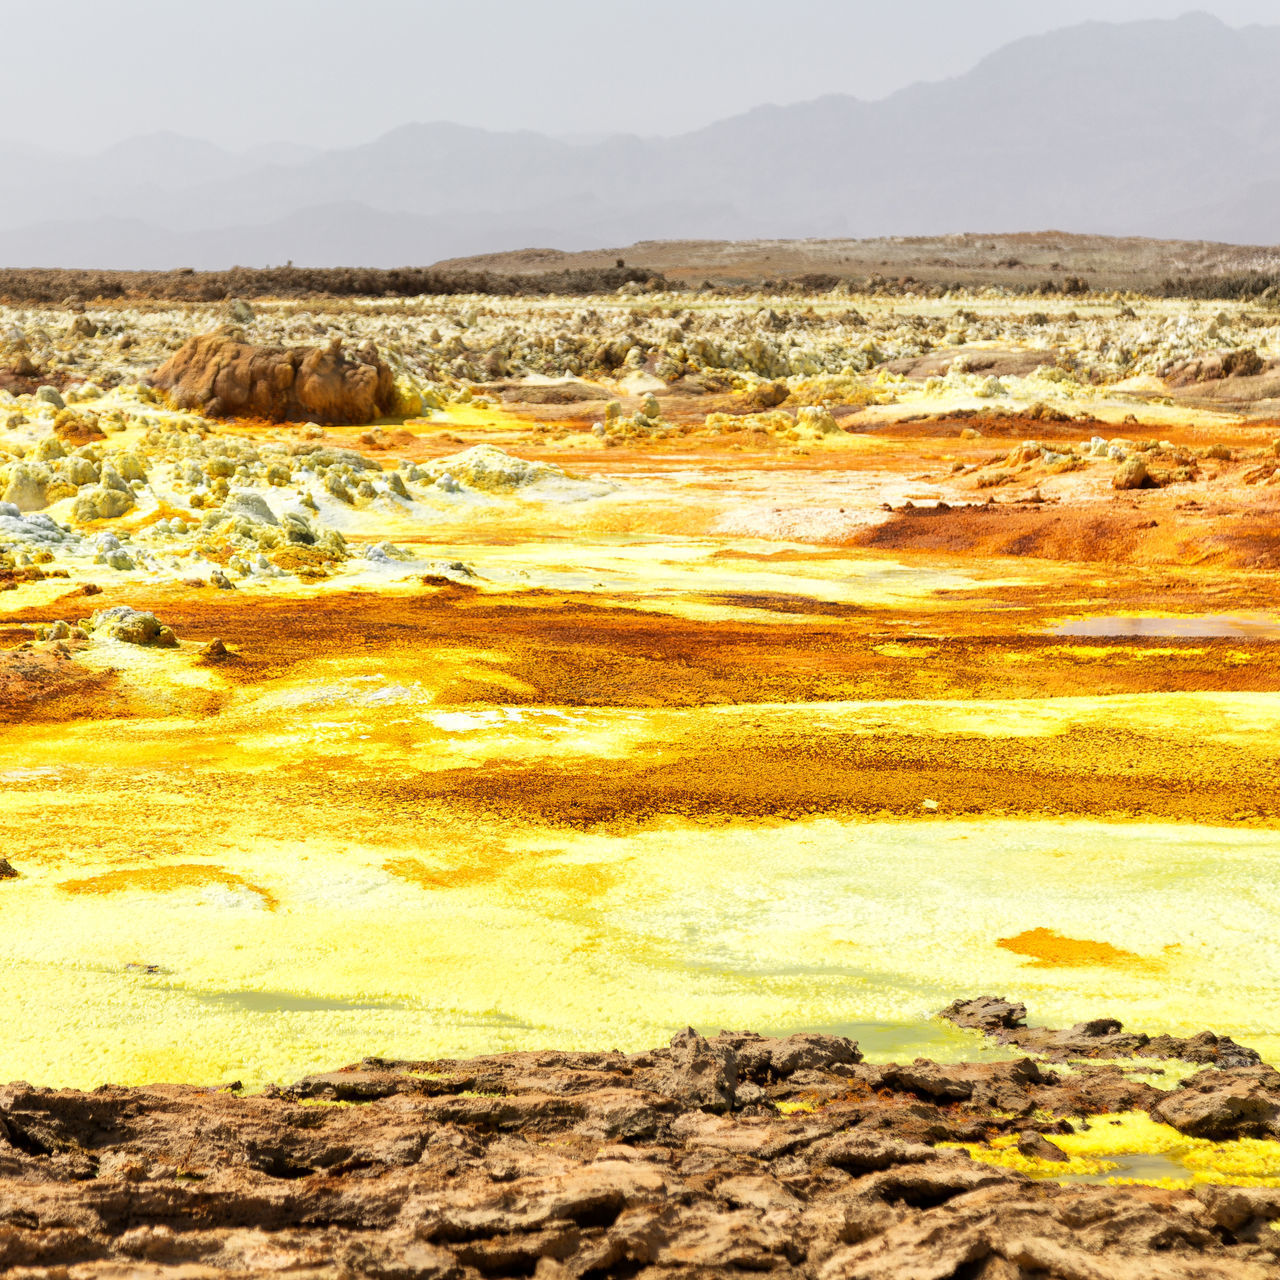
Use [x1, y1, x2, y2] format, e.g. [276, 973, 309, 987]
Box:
[149, 328, 398, 424]
[1163, 348, 1268, 385]
[712, 1030, 862, 1081]
[1017, 1129, 1069, 1162]
[939, 996, 1262, 1067]
[940, 995, 1028, 1032]
[1151, 1065, 1280, 1140]
[650, 1027, 738, 1113]
[1145, 1030, 1263, 1068]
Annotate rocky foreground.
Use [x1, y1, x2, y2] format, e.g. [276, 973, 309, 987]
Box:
[4, 1015, 1280, 1279]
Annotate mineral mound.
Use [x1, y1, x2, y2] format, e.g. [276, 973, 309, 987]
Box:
[148, 328, 397, 424]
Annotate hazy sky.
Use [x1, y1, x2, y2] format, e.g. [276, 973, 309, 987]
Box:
[8, 1, 1279, 152]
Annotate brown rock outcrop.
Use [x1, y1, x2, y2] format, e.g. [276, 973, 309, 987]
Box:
[1151, 1065, 1280, 1140]
[1163, 348, 1268, 385]
[148, 328, 397, 424]
[1, 1026, 1277, 1277]
[940, 996, 1262, 1068]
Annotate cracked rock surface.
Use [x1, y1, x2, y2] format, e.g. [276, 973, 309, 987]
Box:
[2, 1026, 1278, 1278]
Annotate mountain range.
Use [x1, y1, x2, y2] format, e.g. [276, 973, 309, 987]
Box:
[3, 11, 1279, 269]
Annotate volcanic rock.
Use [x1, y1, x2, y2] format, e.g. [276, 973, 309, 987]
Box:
[223, 491, 278, 525]
[149, 328, 397, 424]
[653, 1026, 738, 1112]
[1017, 1129, 1069, 1161]
[0, 645, 105, 720]
[72, 485, 136, 521]
[939, 996, 1262, 1067]
[942, 995, 1029, 1032]
[426, 444, 561, 491]
[198, 638, 232, 663]
[1164, 348, 1267, 385]
[1150, 1065, 1280, 1140]
[2, 461, 51, 512]
[0, 1027, 1276, 1278]
[497, 379, 603, 405]
[0, 504, 75, 546]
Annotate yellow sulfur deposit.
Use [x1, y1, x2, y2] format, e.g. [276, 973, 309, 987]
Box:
[957, 1113, 1280, 1188]
[4, 283, 1280, 1113]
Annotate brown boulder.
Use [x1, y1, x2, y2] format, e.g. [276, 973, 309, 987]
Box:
[1164, 348, 1267, 385]
[148, 328, 397, 424]
[1150, 1065, 1280, 1140]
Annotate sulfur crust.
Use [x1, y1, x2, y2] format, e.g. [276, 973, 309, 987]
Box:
[955, 1113, 1280, 1188]
[3, 641, 1280, 1089]
[2, 807, 1280, 1090]
[5, 292, 1280, 1104]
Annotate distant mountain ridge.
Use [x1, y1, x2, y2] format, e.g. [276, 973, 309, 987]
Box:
[2, 11, 1279, 268]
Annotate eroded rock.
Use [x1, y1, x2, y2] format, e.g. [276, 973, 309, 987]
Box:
[149, 328, 397, 424]
[1113, 456, 1153, 490]
[1151, 1065, 1280, 1140]
[72, 485, 136, 521]
[940, 997, 1262, 1067]
[0, 1025, 1275, 1279]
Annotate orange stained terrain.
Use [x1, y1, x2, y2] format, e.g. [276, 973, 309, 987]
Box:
[58, 865, 280, 912]
[996, 928, 1170, 973]
[5, 321, 1280, 1087]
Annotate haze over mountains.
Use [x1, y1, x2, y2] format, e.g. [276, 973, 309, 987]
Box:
[4, 11, 1279, 269]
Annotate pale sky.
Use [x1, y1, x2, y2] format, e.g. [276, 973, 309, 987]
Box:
[7, 1, 1278, 152]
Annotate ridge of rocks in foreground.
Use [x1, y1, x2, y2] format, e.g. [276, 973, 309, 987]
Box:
[2, 1023, 1279, 1279]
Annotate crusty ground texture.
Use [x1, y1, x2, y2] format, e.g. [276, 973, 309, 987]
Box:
[4, 1017, 1280, 1279]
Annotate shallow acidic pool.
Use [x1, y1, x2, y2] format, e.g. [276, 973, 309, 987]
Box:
[1053, 613, 1280, 638]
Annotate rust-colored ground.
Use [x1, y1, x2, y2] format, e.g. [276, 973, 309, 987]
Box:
[58, 864, 279, 911]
